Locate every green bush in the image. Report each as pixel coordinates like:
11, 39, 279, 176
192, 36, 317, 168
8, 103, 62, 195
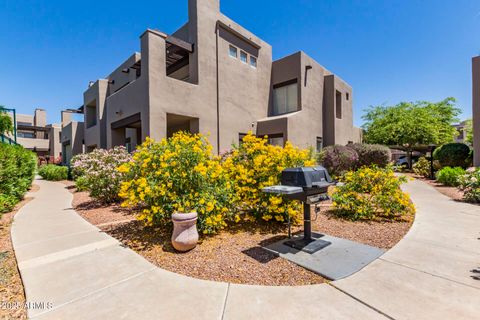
38, 164, 68, 181
330, 166, 415, 221
433, 143, 470, 168
319, 145, 358, 177
412, 157, 431, 178
349, 143, 391, 168
436, 167, 465, 187
0, 144, 36, 213
458, 168, 480, 203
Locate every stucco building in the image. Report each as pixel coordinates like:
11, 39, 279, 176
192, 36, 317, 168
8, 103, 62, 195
8, 108, 62, 162
59, 110, 84, 166
473, 56, 480, 167
82, 0, 361, 154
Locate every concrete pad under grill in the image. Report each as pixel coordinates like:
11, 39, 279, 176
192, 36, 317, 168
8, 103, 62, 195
264, 232, 385, 280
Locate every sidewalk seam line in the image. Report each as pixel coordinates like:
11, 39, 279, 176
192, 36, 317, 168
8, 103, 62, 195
328, 283, 395, 320
220, 283, 230, 320
31, 267, 157, 319
14, 229, 103, 248
378, 258, 480, 290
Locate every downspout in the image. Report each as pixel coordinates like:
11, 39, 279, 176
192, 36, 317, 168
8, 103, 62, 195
215, 23, 220, 154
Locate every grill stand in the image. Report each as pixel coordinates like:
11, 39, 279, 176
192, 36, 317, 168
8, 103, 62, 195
284, 203, 331, 254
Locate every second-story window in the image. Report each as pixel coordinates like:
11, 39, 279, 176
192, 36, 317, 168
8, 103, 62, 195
273, 79, 298, 116
250, 56, 257, 68
229, 45, 238, 58
240, 51, 248, 63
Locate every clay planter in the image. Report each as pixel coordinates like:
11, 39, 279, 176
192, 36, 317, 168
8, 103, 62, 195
171, 212, 199, 252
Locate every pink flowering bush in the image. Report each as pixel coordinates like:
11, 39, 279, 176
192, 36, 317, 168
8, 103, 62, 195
71, 147, 132, 203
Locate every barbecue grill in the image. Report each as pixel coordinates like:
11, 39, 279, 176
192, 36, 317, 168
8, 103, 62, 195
263, 166, 334, 254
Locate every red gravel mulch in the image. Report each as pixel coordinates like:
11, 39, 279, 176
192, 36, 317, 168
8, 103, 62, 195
63, 182, 413, 286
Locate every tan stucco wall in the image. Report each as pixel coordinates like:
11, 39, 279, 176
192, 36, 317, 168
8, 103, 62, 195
323, 74, 359, 146
84, 79, 109, 149
86, 0, 360, 154
61, 121, 84, 165
473, 56, 480, 167
48, 125, 61, 158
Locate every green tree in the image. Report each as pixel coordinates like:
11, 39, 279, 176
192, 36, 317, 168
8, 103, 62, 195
464, 119, 473, 145
362, 97, 460, 167
0, 106, 13, 135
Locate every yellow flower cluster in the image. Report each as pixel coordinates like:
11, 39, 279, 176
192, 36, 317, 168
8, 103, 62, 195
118, 132, 317, 234
331, 165, 415, 221
223, 132, 315, 224
118, 132, 233, 234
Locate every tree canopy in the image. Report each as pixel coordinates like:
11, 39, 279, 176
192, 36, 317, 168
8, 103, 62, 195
362, 97, 461, 148
0, 106, 14, 135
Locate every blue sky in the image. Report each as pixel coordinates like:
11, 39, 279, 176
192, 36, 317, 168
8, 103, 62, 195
0, 0, 479, 126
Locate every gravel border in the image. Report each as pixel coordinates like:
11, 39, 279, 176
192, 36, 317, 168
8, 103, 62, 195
64, 182, 412, 286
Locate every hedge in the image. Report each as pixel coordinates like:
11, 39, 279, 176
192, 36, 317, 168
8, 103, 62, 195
349, 143, 391, 168
433, 143, 470, 168
0, 144, 36, 213
38, 164, 68, 181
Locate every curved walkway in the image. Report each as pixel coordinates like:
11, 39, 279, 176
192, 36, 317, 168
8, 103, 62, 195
11, 178, 480, 319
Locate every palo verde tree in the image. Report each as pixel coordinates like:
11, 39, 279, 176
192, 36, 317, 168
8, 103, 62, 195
362, 97, 461, 167
0, 106, 13, 135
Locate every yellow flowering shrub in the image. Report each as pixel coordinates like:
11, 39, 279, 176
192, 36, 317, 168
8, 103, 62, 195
223, 133, 315, 224
118, 132, 233, 234
330, 166, 415, 220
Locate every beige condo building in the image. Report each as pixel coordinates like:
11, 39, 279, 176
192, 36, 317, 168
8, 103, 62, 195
80, 0, 362, 156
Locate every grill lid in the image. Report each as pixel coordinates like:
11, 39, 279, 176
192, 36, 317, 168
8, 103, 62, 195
281, 166, 333, 188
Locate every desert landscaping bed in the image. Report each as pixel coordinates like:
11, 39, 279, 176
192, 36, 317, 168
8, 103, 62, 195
0, 184, 39, 320
64, 182, 412, 286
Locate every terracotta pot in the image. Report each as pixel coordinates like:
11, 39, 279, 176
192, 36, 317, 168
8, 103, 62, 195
171, 212, 199, 252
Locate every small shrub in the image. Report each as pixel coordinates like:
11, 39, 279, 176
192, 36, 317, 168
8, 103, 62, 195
74, 176, 89, 191
433, 143, 470, 168
436, 167, 465, 187
223, 133, 316, 225
0, 144, 36, 213
458, 168, 480, 203
330, 166, 415, 220
0, 194, 18, 213
412, 157, 431, 178
119, 133, 234, 234
349, 143, 391, 168
38, 164, 68, 181
71, 146, 132, 203
319, 145, 358, 177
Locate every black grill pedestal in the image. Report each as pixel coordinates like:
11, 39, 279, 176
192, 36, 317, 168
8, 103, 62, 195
283, 203, 331, 254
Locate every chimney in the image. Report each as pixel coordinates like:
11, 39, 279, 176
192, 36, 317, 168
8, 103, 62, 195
61, 111, 72, 127
34, 108, 47, 127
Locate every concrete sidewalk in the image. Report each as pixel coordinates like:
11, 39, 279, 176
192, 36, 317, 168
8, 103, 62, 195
11, 178, 480, 319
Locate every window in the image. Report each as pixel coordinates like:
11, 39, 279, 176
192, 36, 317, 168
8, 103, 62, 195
18, 131, 35, 139
346, 92, 350, 100
273, 80, 298, 116
240, 51, 248, 63
336, 90, 342, 119
17, 121, 32, 126
229, 45, 238, 58
268, 136, 284, 146
250, 56, 257, 68
239, 133, 247, 145
316, 137, 323, 152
